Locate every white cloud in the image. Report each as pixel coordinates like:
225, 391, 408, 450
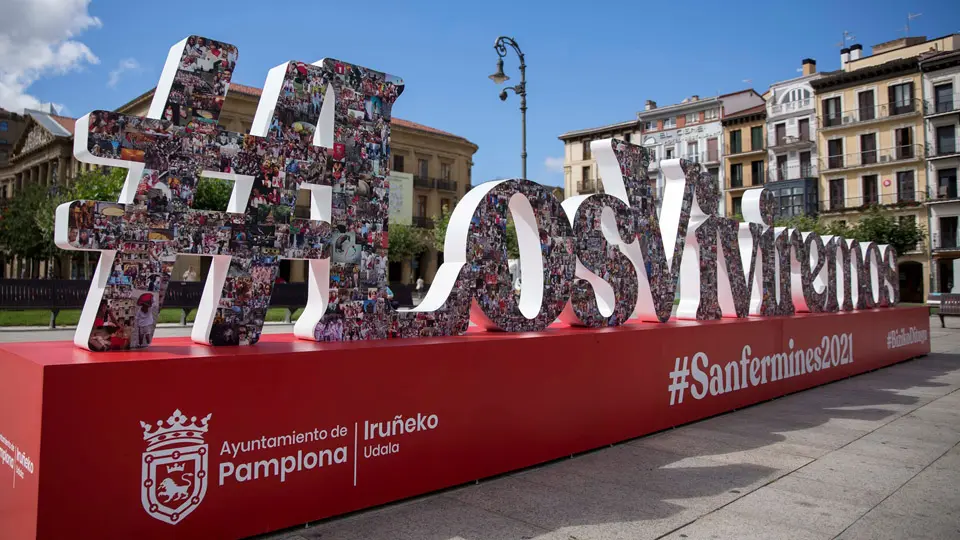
0, 0, 101, 112
544, 156, 565, 173
107, 58, 140, 88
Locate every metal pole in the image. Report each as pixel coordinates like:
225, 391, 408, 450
493, 36, 527, 180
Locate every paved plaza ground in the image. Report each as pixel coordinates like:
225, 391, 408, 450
4, 317, 957, 539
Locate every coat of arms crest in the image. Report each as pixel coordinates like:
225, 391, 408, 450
140, 409, 212, 525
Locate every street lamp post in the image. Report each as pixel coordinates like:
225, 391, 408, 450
489, 36, 527, 180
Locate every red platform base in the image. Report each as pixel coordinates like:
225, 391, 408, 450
0, 307, 931, 539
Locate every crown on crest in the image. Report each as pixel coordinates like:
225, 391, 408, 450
140, 410, 212, 451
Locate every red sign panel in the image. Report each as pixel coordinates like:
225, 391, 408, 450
0, 307, 930, 539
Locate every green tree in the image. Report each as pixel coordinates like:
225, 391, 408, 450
34, 167, 126, 245
433, 206, 520, 258
847, 206, 926, 256
0, 183, 52, 272
387, 223, 429, 263
193, 177, 234, 211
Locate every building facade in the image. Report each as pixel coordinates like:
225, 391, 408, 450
722, 105, 766, 216
811, 35, 960, 303
557, 120, 640, 200
921, 49, 960, 297
0, 108, 27, 170
0, 87, 477, 283
764, 59, 823, 218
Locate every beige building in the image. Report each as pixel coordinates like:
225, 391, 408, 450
811, 34, 960, 302
0, 85, 478, 283
0, 108, 27, 170
557, 120, 640, 199
721, 104, 767, 216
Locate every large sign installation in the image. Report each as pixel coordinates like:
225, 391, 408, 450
55, 36, 900, 352
1, 35, 930, 540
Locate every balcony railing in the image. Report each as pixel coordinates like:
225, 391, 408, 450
928, 183, 960, 202
933, 232, 960, 251
927, 141, 959, 159
769, 134, 813, 149
436, 179, 458, 192
820, 191, 926, 213
413, 175, 434, 189
924, 93, 960, 116
819, 98, 921, 129
769, 98, 813, 116
412, 216, 434, 229
723, 144, 764, 156
578, 180, 603, 194
679, 151, 721, 163
768, 164, 818, 182
821, 144, 922, 171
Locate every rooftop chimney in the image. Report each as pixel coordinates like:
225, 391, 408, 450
691, 95, 699, 101
849, 44, 863, 61
802, 58, 816, 76
645, 100, 657, 110
840, 47, 850, 70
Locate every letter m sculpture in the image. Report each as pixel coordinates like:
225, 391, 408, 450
55, 36, 403, 351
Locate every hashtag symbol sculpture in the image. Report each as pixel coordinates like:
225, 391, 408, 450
55, 36, 402, 351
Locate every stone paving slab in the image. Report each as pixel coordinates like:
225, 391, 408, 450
253, 317, 960, 540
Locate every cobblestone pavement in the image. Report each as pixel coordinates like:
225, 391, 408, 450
252, 317, 960, 540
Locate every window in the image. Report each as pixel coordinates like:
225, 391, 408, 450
860, 133, 877, 165
895, 128, 913, 159
706, 138, 718, 162
935, 83, 955, 113
799, 151, 812, 177
704, 108, 719, 121
940, 216, 958, 249
686, 112, 699, 124
888, 82, 915, 115
663, 117, 676, 129
687, 141, 698, 161
750, 160, 765, 185
822, 97, 841, 127
730, 163, 743, 187
897, 171, 915, 202
798, 118, 810, 141
393, 154, 404, 172
644, 146, 656, 161
582, 140, 592, 160
774, 123, 786, 146
829, 179, 845, 210
827, 138, 844, 169
937, 125, 956, 156
858, 90, 875, 121
775, 154, 787, 181
665, 147, 674, 159
732, 196, 743, 217
624, 133, 632, 143
441, 162, 451, 180
729, 130, 742, 153
938, 168, 958, 199
642, 121, 653, 131
416, 195, 427, 217
863, 175, 879, 206
440, 198, 451, 213
418, 158, 429, 178
0, 121, 7, 132
778, 187, 806, 217
582, 165, 591, 183
751, 126, 763, 151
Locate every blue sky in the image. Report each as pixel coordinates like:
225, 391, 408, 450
11, 0, 960, 187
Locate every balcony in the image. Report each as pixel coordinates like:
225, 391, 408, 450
928, 183, 960, 203
821, 144, 922, 172
768, 164, 818, 183
924, 94, 960, 117
819, 99, 922, 131
769, 134, 814, 151
577, 180, 603, 194
933, 232, 960, 251
680, 152, 721, 164
820, 191, 926, 213
412, 216, 434, 229
769, 98, 813, 117
413, 175, 434, 189
436, 179, 458, 192
926, 141, 959, 160
724, 144, 765, 157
